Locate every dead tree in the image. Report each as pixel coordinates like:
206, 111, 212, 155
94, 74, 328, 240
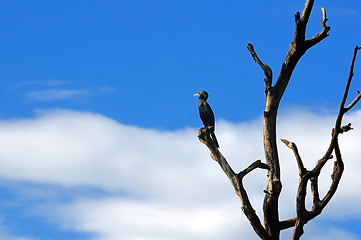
197, 0, 361, 239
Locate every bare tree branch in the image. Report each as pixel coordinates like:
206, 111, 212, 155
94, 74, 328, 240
280, 218, 297, 230
340, 46, 361, 110
343, 46, 361, 112
305, 7, 331, 49
292, 176, 310, 240
238, 160, 270, 178
198, 128, 235, 178
281, 139, 307, 176
317, 139, 344, 211
280, 47, 361, 237
238, 160, 272, 240
320, 46, 361, 165
310, 176, 320, 206
255, 3, 331, 239
345, 92, 361, 111
300, 0, 314, 24
280, 139, 311, 239
197, 128, 271, 240
247, 43, 273, 91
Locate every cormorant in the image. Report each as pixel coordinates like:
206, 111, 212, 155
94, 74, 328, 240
194, 90, 219, 148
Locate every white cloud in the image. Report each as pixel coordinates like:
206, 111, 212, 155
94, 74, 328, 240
52, 198, 253, 240
0, 222, 37, 240
0, 109, 361, 239
11, 80, 73, 88
0, 235, 35, 240
27, 89, 89, 101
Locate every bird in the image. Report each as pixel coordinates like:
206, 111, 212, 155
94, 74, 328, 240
194, 90, 219, 148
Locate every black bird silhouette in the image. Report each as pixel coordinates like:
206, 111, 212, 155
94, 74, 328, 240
194, 90, 219, 148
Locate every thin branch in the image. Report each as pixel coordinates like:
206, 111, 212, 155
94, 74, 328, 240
238, 160, 270, 179
345, 92, 361, 111
320, 7, 328, 29
343, 46, 361, 112
238, 160, 272, 240
247, 42, 273, 91
321, 46, 361, 162
340, 46, 361, 110
340, 123, 353, 133
305, 7, 331, 49
317, 139, 344, 210
281, 139, 307, 176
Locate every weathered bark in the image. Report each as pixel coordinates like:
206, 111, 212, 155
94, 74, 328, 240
196, 0, 360, 239
246, 1, 331, 238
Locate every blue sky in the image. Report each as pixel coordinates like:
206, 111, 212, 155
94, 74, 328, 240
0, 0, 361, 240
2, 0, 360, 128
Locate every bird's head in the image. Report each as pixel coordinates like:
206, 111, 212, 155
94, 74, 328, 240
193, 90, 208, 100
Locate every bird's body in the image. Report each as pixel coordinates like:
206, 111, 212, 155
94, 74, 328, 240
194, 91, 219, 148
198, 96, 215, 128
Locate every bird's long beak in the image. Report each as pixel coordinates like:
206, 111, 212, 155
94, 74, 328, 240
193, 93, 200, 96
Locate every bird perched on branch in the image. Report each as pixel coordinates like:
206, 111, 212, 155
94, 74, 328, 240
194, 90, 219, 148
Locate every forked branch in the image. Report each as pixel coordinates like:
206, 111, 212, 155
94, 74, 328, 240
305, 7, 331, 49
279, 46, 361, 239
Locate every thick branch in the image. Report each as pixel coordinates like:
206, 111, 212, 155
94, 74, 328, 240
300, 0, 314, 25
197, 128, 271, 240
280, 218, 297, 230
310, 176, 320, 206
246, 3, 331, 239
198, 128, 235, 179
247, 41, 281, 239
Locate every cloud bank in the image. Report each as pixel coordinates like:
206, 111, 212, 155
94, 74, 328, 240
0, 109, 360, 240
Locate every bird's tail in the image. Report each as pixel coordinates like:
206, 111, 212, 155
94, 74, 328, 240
210, 131, 220, 148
